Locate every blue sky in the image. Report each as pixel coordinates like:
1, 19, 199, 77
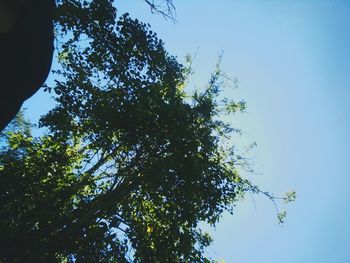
24, 1, 350, 262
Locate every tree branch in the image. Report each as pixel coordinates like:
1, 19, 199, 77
143, 0, 176, 22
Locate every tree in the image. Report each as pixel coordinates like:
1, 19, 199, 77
0, 1, 295, 262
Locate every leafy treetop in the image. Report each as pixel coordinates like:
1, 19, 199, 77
0, 1, 295, 262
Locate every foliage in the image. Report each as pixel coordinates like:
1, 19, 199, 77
0, 1, 294, 262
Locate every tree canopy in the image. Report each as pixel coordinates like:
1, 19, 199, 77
0, 1, 295, 262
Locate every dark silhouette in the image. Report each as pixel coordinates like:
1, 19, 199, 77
0, 0, 55, 131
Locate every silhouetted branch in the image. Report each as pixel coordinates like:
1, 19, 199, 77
143, 0, 176, 21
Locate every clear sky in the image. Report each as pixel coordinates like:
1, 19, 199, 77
24, 1, 350, 262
